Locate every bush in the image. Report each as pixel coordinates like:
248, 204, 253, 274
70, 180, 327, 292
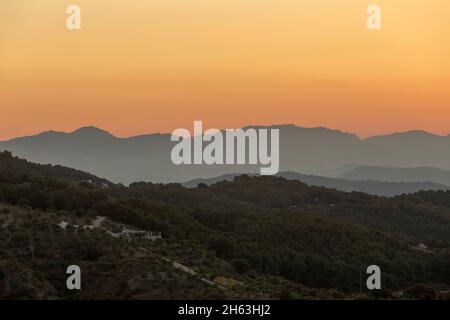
232, 259, 250, 274
208, 236, 234, 258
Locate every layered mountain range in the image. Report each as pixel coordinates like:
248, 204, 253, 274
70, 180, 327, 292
1, 125, 450, 194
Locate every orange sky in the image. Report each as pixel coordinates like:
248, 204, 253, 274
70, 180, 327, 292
1, 0, 450, 140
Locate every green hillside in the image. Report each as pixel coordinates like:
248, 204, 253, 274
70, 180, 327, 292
0, 151, 449, 299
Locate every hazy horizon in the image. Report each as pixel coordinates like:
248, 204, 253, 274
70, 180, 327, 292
2, 1, 450, 140
2, 123, 450, 142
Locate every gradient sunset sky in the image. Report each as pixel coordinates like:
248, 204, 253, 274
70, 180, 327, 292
1, 0, 449, 140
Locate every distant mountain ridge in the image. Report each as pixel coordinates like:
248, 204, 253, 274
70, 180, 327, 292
341, 166, 450, 187
1, 125, 450, 185
182, 172, 449, 197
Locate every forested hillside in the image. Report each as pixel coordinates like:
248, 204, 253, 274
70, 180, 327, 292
0, 152, 449, 299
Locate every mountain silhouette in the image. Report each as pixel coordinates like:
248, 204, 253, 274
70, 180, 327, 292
341, 166, 450, 187
1, 125, 450, 185
182, 171, 448, 197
